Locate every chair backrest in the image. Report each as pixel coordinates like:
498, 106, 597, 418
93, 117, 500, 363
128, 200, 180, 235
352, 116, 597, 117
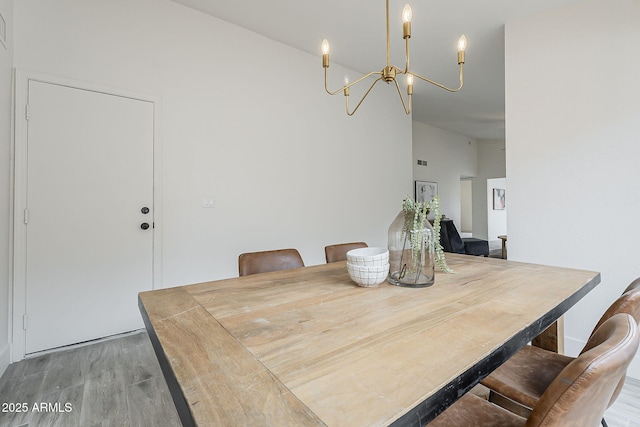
438, 219, 465, 254
324, 242, 368, 263
238, 248, 304, 276
526, 313, 639, 427
590, 277, 640, 337
584, 277, 640, 406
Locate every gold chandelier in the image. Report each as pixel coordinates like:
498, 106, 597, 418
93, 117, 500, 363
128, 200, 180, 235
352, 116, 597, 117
321, 0, 467, 116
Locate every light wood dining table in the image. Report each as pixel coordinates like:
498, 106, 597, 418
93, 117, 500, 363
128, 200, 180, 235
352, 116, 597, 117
138, 254, 600, 427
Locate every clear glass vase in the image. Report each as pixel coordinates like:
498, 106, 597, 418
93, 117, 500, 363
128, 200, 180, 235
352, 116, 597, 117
388, 210, 435, 287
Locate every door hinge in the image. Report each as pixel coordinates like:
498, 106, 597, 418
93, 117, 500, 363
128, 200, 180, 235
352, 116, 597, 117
23, 314, 28, 330
24, 208, 29, 224
25, 105, 30, 121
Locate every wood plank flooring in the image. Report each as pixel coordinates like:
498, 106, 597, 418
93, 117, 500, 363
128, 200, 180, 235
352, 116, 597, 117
606, 376, 640, 427
0, 331, 181, 427
0, 330, 638, 426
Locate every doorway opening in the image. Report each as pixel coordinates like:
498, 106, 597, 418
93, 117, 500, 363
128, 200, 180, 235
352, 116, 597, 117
460, 178, 473, 237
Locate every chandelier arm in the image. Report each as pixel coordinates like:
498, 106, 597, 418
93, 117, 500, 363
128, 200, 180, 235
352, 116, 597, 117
404, 38, 410, 73
325, 68, 383, 96
346, 77, 385, 116
410, 64, 464, 92
392, 79, 411, 115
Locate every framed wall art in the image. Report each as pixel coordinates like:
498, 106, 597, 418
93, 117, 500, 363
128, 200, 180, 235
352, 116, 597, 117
493, 188, 506, 210
415, 181, 438, 203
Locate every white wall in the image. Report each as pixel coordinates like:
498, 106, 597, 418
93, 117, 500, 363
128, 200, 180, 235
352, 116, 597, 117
0, 0, 13, 375
505, 0, 640, 378
11, 0, 411, 307
472, 139, 506, 241
412, 121, 477, 228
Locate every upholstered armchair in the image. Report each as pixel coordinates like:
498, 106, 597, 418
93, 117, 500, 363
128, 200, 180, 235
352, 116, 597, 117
439, 219, 489, 257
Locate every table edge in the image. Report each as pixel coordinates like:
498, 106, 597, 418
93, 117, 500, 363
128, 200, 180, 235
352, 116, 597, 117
391, 271, 601, 426
138, 295, 197, 427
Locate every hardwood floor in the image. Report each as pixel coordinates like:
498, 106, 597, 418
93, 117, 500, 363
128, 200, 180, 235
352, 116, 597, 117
606, 376, 640, 427
0, 331, 180, 427
0, 330, 638, 426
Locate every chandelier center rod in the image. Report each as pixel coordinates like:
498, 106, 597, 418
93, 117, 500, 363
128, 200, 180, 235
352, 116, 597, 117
386, 0, 391, 68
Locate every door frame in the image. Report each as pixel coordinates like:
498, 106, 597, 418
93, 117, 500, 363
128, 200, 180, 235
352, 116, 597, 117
10, 70, 163, 362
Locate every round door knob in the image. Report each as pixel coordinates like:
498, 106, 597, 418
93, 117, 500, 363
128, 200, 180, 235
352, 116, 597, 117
141, 222, 150, 230
141, 207, 150, 214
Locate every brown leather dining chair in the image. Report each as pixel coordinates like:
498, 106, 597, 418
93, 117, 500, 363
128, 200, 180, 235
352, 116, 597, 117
428, 313, 639, 427
480, 277, 640, 424
238, 248, 304, 276
324, 242, 368, 263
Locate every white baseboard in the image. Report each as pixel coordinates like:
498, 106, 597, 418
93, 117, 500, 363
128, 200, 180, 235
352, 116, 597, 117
0, 343, 10, 378
566, 336, 639, 380
626, 354, 640, 380
563, 336, 583, 357
488, 240, 502, 251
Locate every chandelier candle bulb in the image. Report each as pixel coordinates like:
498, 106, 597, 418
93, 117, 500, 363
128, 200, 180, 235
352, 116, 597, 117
457, 35, 467, 64
321, 39, 330, 67
457, 35, 467, 51
406, 74, 414, 95
402, 4, 412, 39
402, 4, 412, 22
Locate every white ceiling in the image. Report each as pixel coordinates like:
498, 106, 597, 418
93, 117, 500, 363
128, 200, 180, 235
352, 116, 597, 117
172, 0, 579, 140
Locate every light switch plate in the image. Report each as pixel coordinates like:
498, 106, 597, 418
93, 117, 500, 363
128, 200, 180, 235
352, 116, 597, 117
202, 196, 215, 208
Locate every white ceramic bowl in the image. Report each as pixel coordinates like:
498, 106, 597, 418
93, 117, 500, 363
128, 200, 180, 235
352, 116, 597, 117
346, 247, 389, 267
347, 262, 389, 287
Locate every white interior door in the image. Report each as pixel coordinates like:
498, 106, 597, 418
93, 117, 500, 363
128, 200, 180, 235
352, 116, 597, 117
24, 80, 154, 354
